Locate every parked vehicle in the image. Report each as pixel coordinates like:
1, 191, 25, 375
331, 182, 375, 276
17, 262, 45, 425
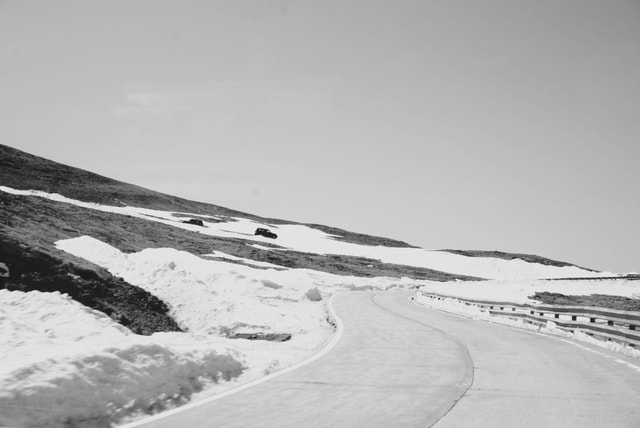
254, 227, 277, 239
182, 219, 205, 227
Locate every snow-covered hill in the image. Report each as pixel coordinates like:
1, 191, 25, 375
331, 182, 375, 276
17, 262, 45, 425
0, 185, 607, 280
0, 144, 630, 427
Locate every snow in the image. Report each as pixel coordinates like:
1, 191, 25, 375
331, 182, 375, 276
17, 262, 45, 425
0, 290, 246, 427
1, 235, 407, 427
53, 236, 382, 338
0, 185, 611, 280
415, 278, 640, 304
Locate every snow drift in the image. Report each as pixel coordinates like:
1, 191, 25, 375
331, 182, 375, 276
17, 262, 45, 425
0, 290, 244, 427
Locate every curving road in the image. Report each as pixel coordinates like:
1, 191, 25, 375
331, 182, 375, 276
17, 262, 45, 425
125, 291, 640, 427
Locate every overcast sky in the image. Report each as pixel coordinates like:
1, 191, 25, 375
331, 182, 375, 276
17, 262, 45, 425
1, 0, 639, 273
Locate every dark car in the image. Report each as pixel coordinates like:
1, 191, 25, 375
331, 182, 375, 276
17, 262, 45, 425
254, 227, 278, 239
182, 219, 205, 227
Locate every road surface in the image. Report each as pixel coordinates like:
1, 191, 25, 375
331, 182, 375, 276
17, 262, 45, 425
125, 291, 640, 427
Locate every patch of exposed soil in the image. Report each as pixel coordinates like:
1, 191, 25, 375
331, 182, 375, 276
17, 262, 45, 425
531, 291, 640, 312
303, 223, 417, 248
441, 249, 596, 271
228, 333, 292, 342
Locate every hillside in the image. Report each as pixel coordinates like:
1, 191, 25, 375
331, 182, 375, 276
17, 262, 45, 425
0, 144, 609, 334
0, 143, 619, 427
0, 144, 479, 334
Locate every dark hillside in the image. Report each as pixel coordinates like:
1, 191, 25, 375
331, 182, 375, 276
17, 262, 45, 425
0, 232, 181, 335
0, 144, 414, 248
441, 249, 596, 271
532, 291, 640, 311
0, 144, 246, 215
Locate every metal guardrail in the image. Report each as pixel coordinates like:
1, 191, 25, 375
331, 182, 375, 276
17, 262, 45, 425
416, 291, 640, 348
544, 274, 640, 281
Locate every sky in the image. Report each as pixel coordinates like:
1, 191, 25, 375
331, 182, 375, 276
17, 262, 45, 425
1, 0, 639, 273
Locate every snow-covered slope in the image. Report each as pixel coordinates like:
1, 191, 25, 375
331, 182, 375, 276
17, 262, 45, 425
1, 235, 410, 427
0, 186, 608, 280
0, 146, 626, 427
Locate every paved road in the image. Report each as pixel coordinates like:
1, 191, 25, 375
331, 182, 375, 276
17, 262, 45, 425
126, 291, 640, 427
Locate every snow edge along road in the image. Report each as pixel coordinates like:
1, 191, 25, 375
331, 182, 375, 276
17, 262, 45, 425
118, 293, 345, 428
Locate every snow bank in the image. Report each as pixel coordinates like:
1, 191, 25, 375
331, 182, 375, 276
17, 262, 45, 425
416, 278, 640, 304
54, 236, 361, 339
0, 186, 608, 279
0, 290, 245, 427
